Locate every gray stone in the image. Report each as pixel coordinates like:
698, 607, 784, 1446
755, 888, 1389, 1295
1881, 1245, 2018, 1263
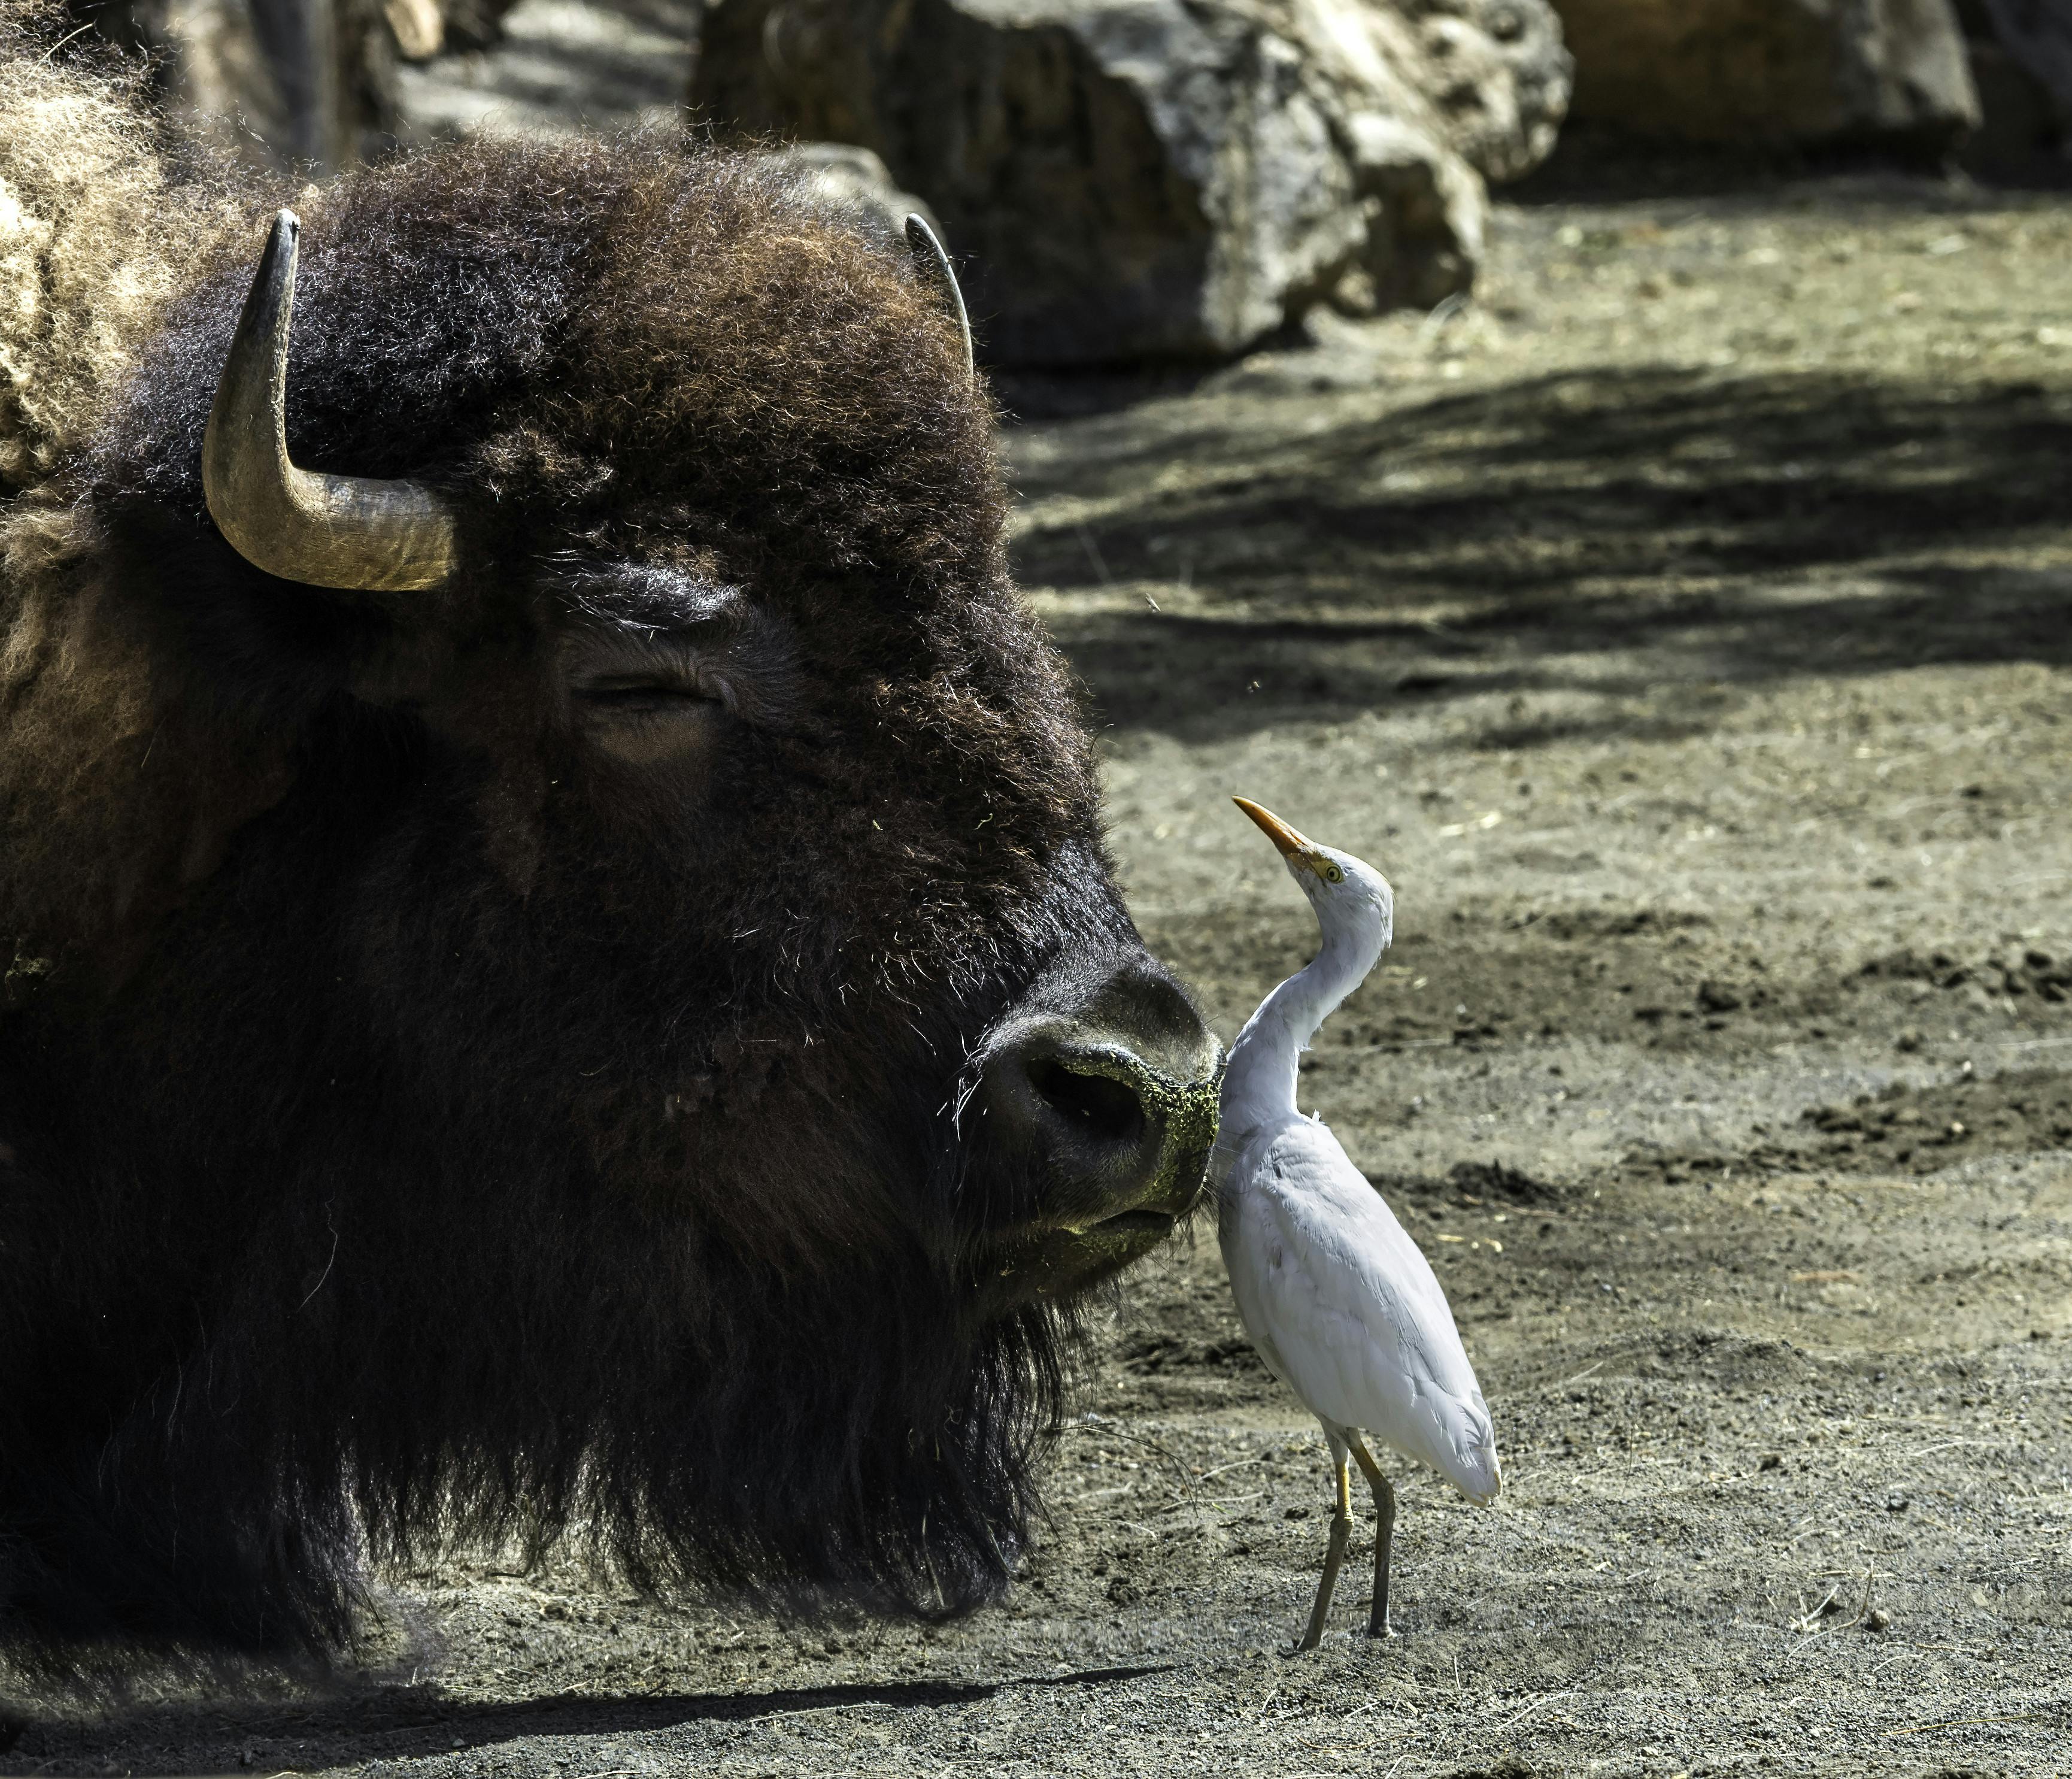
1974, 1, 2072, 138
393, 0, 702, 141
691, 0, 1570, 365
1552, 0, 1981, 155
1980, 0, 2072, 113
750, 143, 943, 251
70, 0, 406, 168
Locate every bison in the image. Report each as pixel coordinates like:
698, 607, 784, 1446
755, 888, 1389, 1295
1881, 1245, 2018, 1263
0, 11, 1218, 1668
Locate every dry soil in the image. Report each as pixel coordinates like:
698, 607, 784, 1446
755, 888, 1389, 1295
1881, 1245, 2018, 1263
5, 176, 2070, 1779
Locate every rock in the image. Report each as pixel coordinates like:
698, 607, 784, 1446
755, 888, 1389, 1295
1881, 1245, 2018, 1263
384, 0, 445, 59
1977, 0, 2072, 117
1393, 0, 1575, 180
1551, 0, 1980, 156
750, 143, 942, 251
395, 0, 702, 141
69, 0, 406, 168
383, 0, 524, 61
691, 0, 1572, 365
431, 0, 524, 54
1959, 0, 2072, 174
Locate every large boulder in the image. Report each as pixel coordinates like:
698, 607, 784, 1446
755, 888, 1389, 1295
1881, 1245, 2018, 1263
394, 0, 704, 141
1551, 0, 1981, 156
68, 0, 408, 168
691, 0, 1572, 365
1973, 0, 2072, 132
1957, 0, 2068, 174
751, 142, 944, 249
1979, 0, 2072, 117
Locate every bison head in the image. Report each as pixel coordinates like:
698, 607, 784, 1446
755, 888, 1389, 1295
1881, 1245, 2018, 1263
0, 138, 1216, 1663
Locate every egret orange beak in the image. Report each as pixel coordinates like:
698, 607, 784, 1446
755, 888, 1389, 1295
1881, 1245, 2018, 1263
1233, 798, 1333, 880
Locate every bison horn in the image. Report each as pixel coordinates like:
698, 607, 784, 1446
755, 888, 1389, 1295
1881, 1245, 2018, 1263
903, 214, 975, 381
203, 210, 457, 592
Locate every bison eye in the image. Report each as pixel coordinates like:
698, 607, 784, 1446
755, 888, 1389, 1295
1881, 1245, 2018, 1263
571, 671, 730, 766
576, 680, 726, 717
557, 581, 799, 754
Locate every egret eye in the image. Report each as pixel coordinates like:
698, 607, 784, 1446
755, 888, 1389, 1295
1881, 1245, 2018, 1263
1322, 862, 1344, 884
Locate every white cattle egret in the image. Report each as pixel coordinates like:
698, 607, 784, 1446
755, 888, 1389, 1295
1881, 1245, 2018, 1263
1216, 798, 1501, 1649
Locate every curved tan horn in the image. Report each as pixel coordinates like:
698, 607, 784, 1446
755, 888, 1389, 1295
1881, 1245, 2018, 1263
903, 213, 975, 381
203, 210, 457, 592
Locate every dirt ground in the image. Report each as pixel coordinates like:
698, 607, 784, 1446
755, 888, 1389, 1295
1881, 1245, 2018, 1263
6, 177, 2071, 1778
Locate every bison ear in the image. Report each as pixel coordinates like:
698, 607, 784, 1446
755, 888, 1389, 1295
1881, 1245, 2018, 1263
903, 214, 975, 382
202, 210, 459, 593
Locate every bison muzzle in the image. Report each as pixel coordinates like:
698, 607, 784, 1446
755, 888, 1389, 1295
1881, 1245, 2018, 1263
0, 78, 1216, 1671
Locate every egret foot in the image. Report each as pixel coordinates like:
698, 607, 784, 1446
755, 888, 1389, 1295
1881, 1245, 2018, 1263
1350, 1435, 1397, 1638
1297, 1450, 1355, 1650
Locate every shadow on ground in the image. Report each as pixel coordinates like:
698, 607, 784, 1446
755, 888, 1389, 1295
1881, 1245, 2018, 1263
5, 1665, 1169, 1774
1014, 368, 2072, 738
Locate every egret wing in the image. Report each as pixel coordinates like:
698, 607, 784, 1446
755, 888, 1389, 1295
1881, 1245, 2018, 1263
1222, 1117, 1500, 1501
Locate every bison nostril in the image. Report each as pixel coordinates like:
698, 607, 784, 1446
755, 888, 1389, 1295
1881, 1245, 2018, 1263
1027, 1059, 1146, 1148
973, 960, 1218, 1278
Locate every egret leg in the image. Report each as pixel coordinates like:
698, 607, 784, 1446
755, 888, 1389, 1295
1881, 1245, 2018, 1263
1297, 1441, 1354, 1651
1349, 1435, 1397, 1638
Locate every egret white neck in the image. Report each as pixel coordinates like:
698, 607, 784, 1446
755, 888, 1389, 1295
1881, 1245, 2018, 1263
1218, 873, 1390, 1157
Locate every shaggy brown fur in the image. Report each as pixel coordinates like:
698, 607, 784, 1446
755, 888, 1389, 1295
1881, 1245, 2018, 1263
0, 2, 242, 489
0, 13, 1212, 1675
6, 126, 1063, 981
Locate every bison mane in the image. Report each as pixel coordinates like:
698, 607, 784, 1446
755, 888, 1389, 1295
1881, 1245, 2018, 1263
0, 29, 1136, 1677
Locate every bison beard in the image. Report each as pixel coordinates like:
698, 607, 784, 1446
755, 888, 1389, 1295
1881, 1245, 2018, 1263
0, 92, 1217, 1670
0, 816, 1115, 1660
